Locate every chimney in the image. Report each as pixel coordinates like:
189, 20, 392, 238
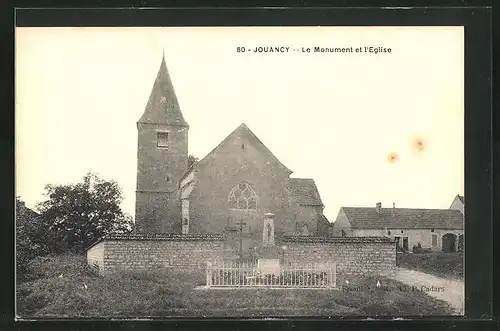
393, 202, 395, 208
376, 202, 382, 213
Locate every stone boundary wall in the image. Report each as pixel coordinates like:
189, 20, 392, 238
86, 234, 396, 278
86, 233, 231, 274
282, 236, 396, 277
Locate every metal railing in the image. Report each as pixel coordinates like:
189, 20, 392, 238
206, 260, 336, 288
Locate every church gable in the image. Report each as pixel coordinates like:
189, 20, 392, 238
179, 124, 297, 236
175, 122, 331, 239
194, 123, 292, 177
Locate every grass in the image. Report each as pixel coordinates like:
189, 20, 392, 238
397, 252, 464, 280
188, 275, 455, 317
16, 254, 456, 318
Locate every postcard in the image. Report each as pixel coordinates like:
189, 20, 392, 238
15, 26, 464, 318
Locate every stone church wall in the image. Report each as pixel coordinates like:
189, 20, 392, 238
282, 236, 396, 277
135, 122, 188, 234
135, 191, 181, 233
187, 129, 298, 245
86, 233, 232, 274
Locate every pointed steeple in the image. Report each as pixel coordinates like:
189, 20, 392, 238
138, 53, 189, 127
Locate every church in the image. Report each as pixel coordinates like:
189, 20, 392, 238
134, 54, 332, 258
86, 53, 395, 276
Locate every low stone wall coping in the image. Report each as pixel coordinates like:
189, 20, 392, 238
86, 233, 225, 251
283, 236, 395, 244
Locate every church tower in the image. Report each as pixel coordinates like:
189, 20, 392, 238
135, 53, 189, 233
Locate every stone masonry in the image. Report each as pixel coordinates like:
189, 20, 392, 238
282, 236, 396, 277
86, 233, 234, 274
87, 233, 396, 278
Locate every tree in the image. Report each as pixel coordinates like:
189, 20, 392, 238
188, 154, 199, 168
37, 172, 133, 254
16, 197, 52, 280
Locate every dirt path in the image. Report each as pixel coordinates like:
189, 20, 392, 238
389, 267, 464, 315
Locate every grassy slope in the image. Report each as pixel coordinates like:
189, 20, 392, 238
397, 253, 464, 280
17, 254, 455, 318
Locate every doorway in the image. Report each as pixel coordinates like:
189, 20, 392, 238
442, 233, 457, 253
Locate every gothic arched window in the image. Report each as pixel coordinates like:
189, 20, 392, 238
228, 182, 259, 210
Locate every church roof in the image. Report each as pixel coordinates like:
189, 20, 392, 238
286, 178, 324, 207
341, 206, 464, 230
138, 53, 189, 127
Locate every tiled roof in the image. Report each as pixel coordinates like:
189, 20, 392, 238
286, 178, 324, 206
283, 236, 394, 244
342, 207, 464, 230
138, 54, 189, 127
317, 213, 331, 225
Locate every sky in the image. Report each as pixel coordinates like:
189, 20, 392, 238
15, 27, 464, 222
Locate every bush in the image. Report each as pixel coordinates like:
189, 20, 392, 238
412, 242, 423, 254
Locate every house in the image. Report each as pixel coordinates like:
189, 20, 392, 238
449, 194, 465, 214
332, 197, 464, 253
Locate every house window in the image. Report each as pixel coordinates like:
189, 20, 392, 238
403, 237, 409, 251
157, 132, 169, 148
341, 229, 346, 237
431, 234, 438, 247
228, 182, 259, 210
